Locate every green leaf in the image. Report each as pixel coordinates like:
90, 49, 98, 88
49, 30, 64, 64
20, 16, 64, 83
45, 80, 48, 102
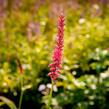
0, 96, 17, 109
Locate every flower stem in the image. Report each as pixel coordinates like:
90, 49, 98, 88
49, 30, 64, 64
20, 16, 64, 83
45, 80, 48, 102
48, 80, 54, 109
18, 75, 24, 109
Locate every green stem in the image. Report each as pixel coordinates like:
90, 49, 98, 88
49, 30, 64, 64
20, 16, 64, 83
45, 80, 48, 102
18, 75, 24, 109
48, 80, 54, 109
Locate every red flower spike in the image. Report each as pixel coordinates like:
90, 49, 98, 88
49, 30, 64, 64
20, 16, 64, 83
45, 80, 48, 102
48, 13, 65, 81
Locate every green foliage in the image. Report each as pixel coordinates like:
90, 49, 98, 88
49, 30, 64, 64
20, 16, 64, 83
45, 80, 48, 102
0, 96, 17, 109
0, 0, 109, 109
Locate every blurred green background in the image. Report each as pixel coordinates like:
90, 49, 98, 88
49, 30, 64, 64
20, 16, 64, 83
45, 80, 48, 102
0, 0, 109, 109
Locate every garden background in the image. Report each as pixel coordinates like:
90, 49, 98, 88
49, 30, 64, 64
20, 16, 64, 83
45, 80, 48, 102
0, 0, 109, 109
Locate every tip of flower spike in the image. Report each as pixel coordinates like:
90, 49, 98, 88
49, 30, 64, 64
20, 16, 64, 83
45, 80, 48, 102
59, 14, 64, 20
59, 11, 64, 16
58, 14, 65, 26
60, 12, 64, 16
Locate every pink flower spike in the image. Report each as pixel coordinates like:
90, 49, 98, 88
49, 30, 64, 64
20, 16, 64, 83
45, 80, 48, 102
48, 13, 65, 81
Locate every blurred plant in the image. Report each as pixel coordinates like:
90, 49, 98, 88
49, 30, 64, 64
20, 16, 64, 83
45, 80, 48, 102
17, 59, 24, 109
0, 0, 7, 30
0, 96, 17, 109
